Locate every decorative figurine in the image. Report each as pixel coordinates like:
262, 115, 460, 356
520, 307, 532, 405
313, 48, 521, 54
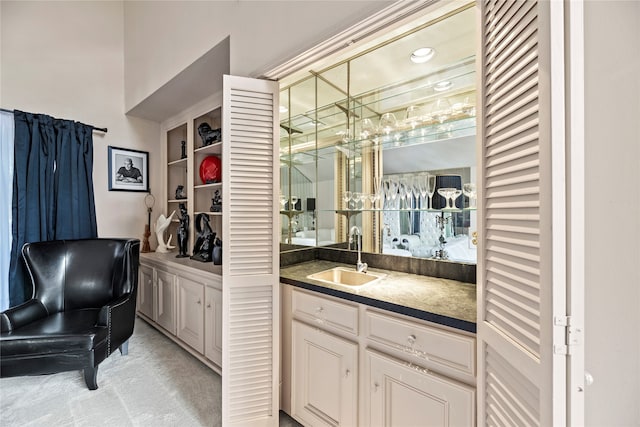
141, 193, 155, 253
197, 122, 222, 147
180, 140, 187, 159
212, 237, 222, 265
176, 203, 189, 258
155, 210, 176, 253
210, 189, 222, 212
190, 213, 215, 262
199, 155, 221, 184
175, 185, 186, 200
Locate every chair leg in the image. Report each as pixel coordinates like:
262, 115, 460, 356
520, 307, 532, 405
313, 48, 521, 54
119, 339, 129, 356
84, 366, 98, 390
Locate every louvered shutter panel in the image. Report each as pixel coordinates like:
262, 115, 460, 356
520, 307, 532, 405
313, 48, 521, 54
477, 1, 566, 426
222, 75, 280, 427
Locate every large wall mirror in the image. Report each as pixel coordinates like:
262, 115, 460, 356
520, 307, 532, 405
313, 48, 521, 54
280, 3, 477, 265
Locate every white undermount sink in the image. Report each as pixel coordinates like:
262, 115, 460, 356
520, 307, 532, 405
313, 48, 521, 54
307, 267, 385, 287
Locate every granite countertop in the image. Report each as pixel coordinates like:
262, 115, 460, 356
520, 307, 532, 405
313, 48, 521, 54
280, 260, 477, 333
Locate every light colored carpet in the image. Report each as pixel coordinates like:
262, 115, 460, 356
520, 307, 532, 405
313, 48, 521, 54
0, 318, 300, 427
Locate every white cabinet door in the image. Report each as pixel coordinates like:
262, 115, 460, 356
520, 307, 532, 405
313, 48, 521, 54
221, 75, 280, 426
366, 349, 475, 427
477, 1, 570, 425
292, 320, 358, 427
156, 268, 176, 335
205, 285, 222, 366
138, 264, 154, 319
177, 276, 205, 353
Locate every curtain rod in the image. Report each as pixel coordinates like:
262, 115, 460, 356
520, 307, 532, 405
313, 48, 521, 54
0, 108, 107, 133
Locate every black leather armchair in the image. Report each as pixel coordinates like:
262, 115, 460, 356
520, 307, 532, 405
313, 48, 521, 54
0, 238, 140, 390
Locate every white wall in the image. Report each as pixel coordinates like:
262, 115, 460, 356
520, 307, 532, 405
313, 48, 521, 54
1, 1, 161, 242
123, 0, 393, 111
584, 1, 640, 425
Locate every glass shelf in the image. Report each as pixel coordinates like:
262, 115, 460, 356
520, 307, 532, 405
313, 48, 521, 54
168, 157, 187, 167
194, 182, 222, 190
280, 210, 306, 218
168, 199, 188, 204
331, 208, 476, 214
194, 141, 222, 156
195, 211, 222, 216
280, 56, 475, 139
280, 114, 476, 165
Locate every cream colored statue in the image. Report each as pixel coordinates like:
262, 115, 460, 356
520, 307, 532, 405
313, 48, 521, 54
155, 210, 176, 253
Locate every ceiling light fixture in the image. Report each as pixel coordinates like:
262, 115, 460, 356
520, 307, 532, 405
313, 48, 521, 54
410, 47, 435, 64
434, 81, 453, 91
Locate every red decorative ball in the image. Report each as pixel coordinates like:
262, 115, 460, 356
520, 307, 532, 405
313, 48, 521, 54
199, 155, 221, 184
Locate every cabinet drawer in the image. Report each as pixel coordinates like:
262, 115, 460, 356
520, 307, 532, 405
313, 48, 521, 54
366, 309, 475, 377
292, 289, 358, 336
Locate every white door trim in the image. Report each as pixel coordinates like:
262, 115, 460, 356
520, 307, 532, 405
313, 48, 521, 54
567, 1, 586, 424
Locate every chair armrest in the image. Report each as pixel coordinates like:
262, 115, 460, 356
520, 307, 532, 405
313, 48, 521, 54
0, 300, 48, 333
97, 292, 137, 355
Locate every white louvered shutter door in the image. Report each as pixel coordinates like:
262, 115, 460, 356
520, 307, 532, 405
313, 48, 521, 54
477, 1, 569, 426
222, 75, 280, 427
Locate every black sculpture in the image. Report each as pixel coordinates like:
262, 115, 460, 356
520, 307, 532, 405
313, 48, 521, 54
176, 203, 189, 258
210, 189, 222, 212
180, 140, 187, 159
175, 185, 186, 200
212, 237, 222, 265
197, 122, 222, 147
190, 213, 215, 262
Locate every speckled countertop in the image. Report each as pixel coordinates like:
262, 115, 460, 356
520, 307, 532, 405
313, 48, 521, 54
280, 260, 477, 333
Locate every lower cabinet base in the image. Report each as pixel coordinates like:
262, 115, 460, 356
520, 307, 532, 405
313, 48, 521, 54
281, 284, 477, 427
291, 320, 358, 427
365, 348, 475, 427
136, 313, 222, 376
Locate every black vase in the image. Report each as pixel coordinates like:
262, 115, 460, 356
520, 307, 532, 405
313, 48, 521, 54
432, 174, 463, 209
212, 238, 222, 265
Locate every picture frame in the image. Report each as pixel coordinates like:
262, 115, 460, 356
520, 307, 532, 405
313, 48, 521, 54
108, 146, 149, 192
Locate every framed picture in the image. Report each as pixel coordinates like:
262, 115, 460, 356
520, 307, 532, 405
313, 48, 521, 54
108, 146, 149, 192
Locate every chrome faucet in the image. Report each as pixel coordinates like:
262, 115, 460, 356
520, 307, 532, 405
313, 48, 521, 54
349, 226, 368, 273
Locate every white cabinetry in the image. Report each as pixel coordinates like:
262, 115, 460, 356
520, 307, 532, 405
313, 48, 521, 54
363, 308, 475, 426
156, 268, 177, 334
137, 263, 176, 335
282, 284, 476, 427
138, 264, 154, 319
138, 253, 222, 373
204, 286, 222, 366
177, 275, 205, 353
366, 348, 474, 427
290, 287, 359, 426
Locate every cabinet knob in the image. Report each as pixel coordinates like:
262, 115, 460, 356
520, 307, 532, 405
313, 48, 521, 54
373, 382, 380, 392
407, 334, 417, 345
345, 369, 350, 378
316, 306, 323, 313
206, 303, 211, 308
197, 299, 202, 305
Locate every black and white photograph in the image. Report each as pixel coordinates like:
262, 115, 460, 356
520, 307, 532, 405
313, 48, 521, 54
108, 146, 149, 192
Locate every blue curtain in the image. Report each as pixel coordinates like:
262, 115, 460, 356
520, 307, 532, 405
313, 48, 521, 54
8, 111, 97, 306
0, 111, 14, 311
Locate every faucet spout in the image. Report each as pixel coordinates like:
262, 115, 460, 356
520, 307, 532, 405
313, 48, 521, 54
349, 226, 368, 273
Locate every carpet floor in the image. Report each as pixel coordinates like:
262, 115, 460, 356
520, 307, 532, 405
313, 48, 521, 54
0, 318, 300, 427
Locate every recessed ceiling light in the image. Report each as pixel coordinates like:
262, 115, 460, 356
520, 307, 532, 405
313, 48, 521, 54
434, 81, 453, 91
410, 47, 435, 64
279, 106, 288, 113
